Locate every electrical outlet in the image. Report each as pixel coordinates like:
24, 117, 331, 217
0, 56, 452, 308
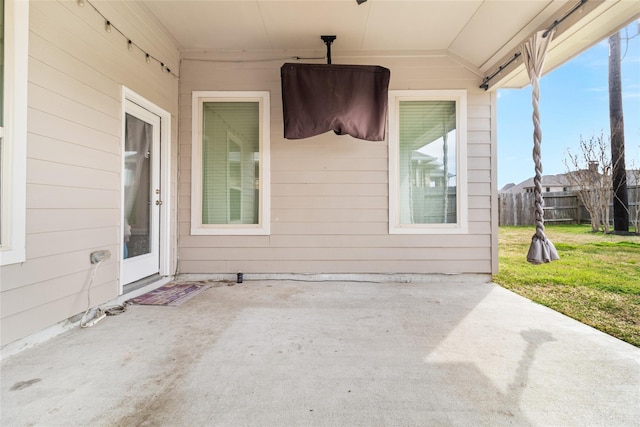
90, 250, 111, 264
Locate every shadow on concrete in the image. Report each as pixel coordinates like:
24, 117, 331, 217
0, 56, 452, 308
1, 280, 638, 426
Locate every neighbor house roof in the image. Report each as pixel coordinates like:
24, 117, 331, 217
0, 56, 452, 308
501, 170, 640, 194
500, 173, 574, 194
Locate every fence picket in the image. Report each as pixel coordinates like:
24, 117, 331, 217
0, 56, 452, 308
498, 187, 639, 227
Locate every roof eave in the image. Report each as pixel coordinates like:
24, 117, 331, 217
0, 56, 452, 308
480, 0, 640, 91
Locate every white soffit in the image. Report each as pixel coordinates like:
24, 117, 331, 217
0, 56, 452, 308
258, 2, 369, 50
136, 0, 639, 89
142, 1, 270, 51
451, 0, 568, 69
362, 1, 481, 51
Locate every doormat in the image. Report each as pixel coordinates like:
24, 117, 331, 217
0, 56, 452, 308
128, 282, 211, 307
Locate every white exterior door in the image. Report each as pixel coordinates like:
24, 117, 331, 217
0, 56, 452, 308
122, 99, 162, 285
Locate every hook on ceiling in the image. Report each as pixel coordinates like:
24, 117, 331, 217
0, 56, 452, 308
321, 35, 337, 64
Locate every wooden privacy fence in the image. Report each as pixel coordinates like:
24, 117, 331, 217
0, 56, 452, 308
498, 187, 640, 226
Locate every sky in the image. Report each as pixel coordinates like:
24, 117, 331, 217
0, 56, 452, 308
497, 21, 640, 189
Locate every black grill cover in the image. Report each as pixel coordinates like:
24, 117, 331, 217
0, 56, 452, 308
281, 63, 391, 141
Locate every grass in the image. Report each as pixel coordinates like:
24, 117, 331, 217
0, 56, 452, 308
493, 224, 640, 347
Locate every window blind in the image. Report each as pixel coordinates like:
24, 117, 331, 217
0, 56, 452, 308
201, 102, 260, 225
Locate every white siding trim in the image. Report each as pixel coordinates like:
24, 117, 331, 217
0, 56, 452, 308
490, 91, 499, 274
388, 90, 468, 235
0, 0, 28, 266
190, 91, 271, 236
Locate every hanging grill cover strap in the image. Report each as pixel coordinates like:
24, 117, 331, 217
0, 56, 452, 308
281, 63, 391, 141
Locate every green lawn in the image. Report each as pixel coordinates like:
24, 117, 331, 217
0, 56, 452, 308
493, 225, 640, 347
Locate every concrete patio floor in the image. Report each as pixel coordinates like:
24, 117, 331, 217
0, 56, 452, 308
1, 279, 639, 426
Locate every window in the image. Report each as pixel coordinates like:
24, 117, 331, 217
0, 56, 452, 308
388, 90, 467, 234
0, 0, 28, 266
191, 91, 270, 235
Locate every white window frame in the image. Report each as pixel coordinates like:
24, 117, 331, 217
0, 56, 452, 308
191, 91, 270, 235
0, 0, 28, 266
388, 90, 468, 235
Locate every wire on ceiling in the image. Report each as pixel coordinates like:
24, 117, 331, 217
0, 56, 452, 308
183, 56, 326, 64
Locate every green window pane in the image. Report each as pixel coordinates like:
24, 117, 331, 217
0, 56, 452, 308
201, 102, 260, 225
398, 100, 457, 224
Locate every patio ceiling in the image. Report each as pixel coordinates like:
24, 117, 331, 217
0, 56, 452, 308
132, 0, 639, 90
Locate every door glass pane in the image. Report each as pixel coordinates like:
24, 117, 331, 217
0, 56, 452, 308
399, 100, 457, 224
124, 113, 152, 258
201, 102, 259, 225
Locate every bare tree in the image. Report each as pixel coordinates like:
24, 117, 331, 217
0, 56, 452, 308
564, 133, 612, 232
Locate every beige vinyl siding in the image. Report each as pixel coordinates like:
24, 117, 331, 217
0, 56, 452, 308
0, 0, 179, 346
179, 54, 495, 276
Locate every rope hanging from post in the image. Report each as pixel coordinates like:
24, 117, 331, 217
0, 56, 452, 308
531, 65, 546, 241
521, 30, 560, 264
